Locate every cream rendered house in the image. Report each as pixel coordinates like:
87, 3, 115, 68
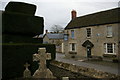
64, 8, 120, 58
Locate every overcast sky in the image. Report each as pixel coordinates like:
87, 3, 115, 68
0, 0, 119, 32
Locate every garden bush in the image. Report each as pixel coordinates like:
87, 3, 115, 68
5, 2, 36, 15
112, 58, 119, 63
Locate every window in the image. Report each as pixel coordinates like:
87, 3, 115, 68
71, 30, 74, 39
104, 43, 115, 54
107, 26, 112, 37
86, 28, 91, 38
64, 34, 68, 41
70, 43, 76, 51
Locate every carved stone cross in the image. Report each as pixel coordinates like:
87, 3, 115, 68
33, 48, 51, 70
33, 48, 53, 78
23, 62, 31, 78
24, 62, 30, 69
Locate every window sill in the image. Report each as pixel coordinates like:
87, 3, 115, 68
86, 37, 91, 39
69, 51, 77, 54
69, 38, 77, 41
103, 54, 117, 58
70, 38, 75, 40
104, 53, 116, 55
64, 40, 68, 41
106, 36, 112, 38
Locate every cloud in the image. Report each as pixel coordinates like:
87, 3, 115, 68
0, 0, 119, 32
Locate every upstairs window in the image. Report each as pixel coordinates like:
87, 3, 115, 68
86, 28, 91, 38
64, 34, 68, 41
107, 26, 112, 37
71, 30, 74, 39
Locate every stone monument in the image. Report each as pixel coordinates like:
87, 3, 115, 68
23, 63, 31, 78
33, 48, 54, 78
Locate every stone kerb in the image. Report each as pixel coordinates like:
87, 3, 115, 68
50, 60, 119, 79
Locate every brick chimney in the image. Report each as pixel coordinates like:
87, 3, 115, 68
71, 10, 77, 20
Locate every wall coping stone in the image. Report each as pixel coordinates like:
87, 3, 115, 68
50, 60, 120, 79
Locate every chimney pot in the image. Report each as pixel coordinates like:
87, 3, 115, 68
45, 30, 48, 34
71, 10, 77, 20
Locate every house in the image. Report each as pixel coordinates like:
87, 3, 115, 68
64, 8, 120, 58
43, 30, 64, 53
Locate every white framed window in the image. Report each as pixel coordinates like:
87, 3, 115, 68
107, 26, 112, 37
86, 28, 91, 38
104, 43, 115, 54
69, 43, 76, 51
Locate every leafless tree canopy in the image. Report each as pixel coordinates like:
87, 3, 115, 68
50, 25, 64, 33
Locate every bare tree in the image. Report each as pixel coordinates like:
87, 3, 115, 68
50, 25, 64, 33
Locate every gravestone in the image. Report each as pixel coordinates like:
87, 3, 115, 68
2, 1, 56, 79
33, 48, 54, 78
23, 63, 31, 78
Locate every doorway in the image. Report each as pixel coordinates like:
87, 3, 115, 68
82, 40, 94, 58
87, 47, 91, 58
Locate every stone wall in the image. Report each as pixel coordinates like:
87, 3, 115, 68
64, 23, 119, 58
50, 60, 120, 79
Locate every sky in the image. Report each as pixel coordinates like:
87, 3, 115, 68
0, 0, 119, 33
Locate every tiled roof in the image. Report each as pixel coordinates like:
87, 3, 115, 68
65, 8, 120, 29
46, 33, 64, 39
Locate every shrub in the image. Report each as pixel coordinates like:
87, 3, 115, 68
112, 58, 119, 63
5, 2, 36, 15
2, 34, 43, 43
2, 12, 44, 36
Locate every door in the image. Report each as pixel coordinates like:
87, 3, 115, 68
87, 47, 91, 58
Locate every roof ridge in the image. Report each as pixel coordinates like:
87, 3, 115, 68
65, 8, 119, 29
77, 7, 119, 19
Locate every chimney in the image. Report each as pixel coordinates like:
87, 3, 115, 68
45, 30, 48, 34
71, 10, 77, 20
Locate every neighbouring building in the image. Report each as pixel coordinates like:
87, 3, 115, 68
64, 8, 120, 58
43, 30, 64, 53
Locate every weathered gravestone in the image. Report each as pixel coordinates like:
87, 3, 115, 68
33, 48, 54, 78
23, 63, 31, 78
2, 1, 56, 79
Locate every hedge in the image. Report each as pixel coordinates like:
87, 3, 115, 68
2, 43, 56, 79
2, 12, 44, 36
5, 2, 36, 15
2, 34, 43, 43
